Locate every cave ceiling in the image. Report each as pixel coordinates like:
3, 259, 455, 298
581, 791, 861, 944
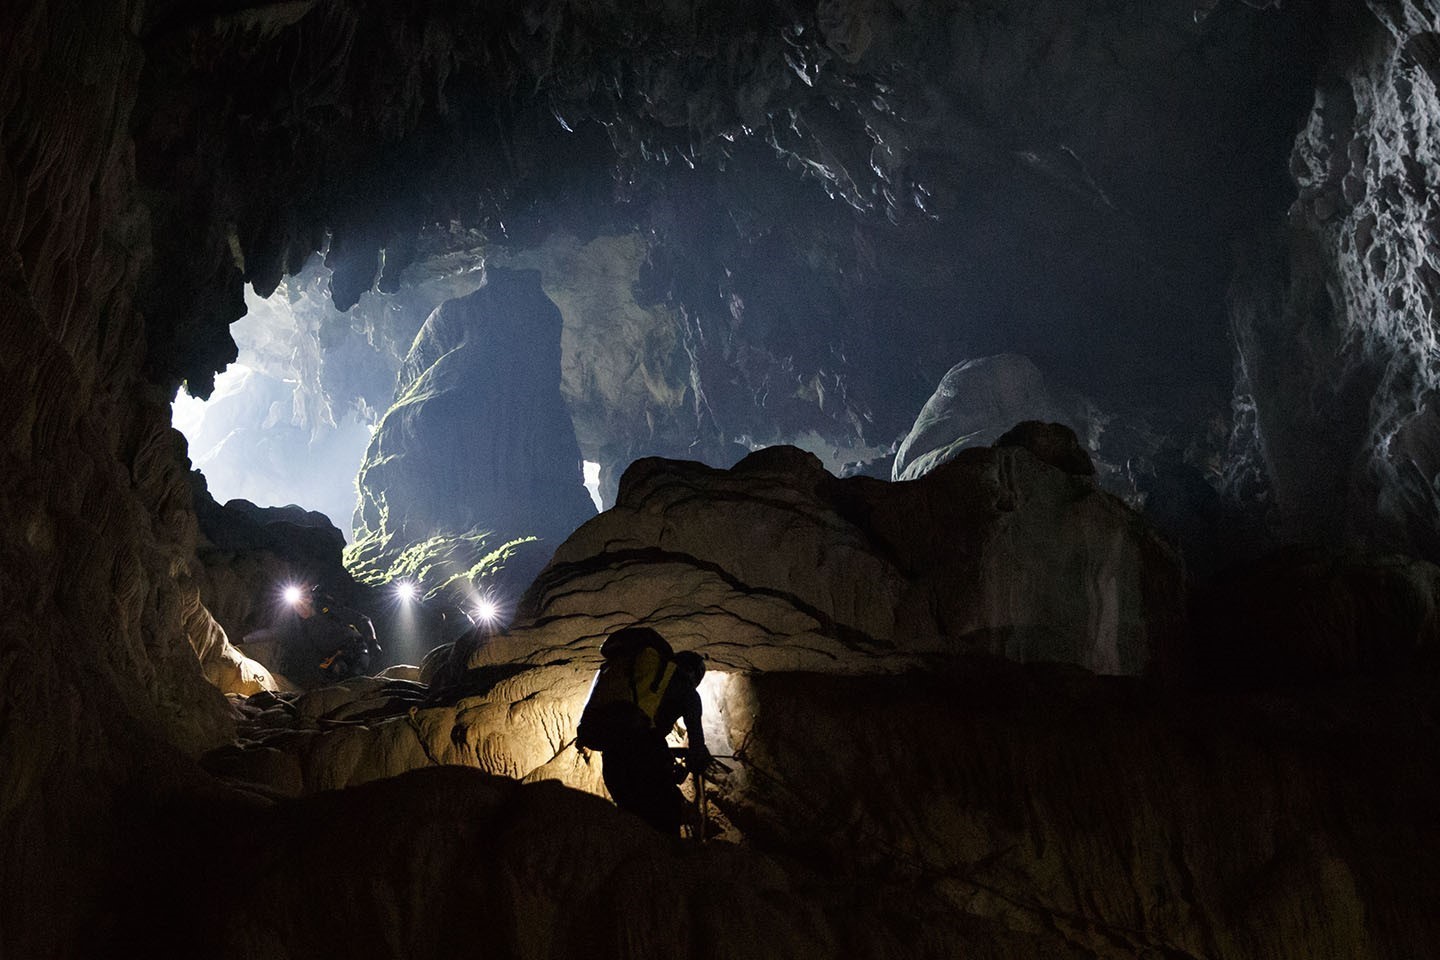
136, 0, 1321, 448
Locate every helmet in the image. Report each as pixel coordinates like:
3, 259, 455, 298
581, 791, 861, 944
672, 650, 705, 687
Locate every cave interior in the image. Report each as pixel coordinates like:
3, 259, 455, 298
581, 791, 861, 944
5, 0, 1440, 957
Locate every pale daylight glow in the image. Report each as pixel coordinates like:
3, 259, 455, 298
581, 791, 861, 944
582, 460, 602, 512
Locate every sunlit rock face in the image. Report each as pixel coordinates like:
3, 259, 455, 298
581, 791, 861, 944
347, 268, 596, 598
172, 238, 492, 531
1233, 1, 1440, 560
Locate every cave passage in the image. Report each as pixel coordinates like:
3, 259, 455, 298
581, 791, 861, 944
7, 1, 1440, 958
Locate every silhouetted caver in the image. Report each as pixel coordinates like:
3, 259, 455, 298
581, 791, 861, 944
278, 587, 378, 685
577, 627, 710, 834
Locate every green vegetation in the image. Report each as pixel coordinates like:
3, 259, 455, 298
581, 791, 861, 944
344, 524, 537, 605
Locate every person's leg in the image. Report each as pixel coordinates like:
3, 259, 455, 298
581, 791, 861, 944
602, 736, 684, 834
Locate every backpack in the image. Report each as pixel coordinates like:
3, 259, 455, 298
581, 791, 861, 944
576, 628, 677, 751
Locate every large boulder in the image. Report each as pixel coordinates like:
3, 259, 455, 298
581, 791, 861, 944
199, 660, 1440, 959
346, 268, 596, 599
526, 440, 1183, 676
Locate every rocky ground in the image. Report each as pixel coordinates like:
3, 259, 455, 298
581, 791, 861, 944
183, 436, 1440, 959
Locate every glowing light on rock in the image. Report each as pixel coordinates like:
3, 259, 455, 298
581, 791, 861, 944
282, 584, 304, 606
395, 580, 418, 603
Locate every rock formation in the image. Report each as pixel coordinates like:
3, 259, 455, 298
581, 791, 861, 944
893, 355, 1072, 481
9, 1, 1440, 958
198, 444, 1438, 959
346, 268, 596, 599
1233, 0, 1440, 559
207, 439, 1183, 794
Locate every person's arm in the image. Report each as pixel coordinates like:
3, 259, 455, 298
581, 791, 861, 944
679, 688, 709, 771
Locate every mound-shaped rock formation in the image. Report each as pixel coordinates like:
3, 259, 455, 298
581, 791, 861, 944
195, 433, 1440, 955
346, 268, 596, 599
529, 440, 1181, 676
893, 355, 1073, 481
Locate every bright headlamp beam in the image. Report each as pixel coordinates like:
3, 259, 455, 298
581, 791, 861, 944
282, 585, 304, 606
395, 581, 418, 603
474, 598, 500, 624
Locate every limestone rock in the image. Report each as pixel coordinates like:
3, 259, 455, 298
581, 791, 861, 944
893, 355, 1071, 482
1232, 1, 1440, 560
994, 420, 1096, 476
1193, 549, 1440, 686
718, 663, 1440, 960
346, 268, 595, 600
195, 659, 1440, 960
141, 766, 1117, 959
529, 442, 1184, 676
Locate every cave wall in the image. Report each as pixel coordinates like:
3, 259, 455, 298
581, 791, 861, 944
1233, 0, 1440, 558
2, 0, 1433, 955
0, 4, 238, 953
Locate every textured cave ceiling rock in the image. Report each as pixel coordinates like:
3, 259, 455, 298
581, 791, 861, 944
128, 0, 1315, 420
346, 268, 596, 601
1232, 0, 1440, 560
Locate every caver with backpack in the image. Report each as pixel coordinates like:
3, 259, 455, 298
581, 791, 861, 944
577, 626, 710, 834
